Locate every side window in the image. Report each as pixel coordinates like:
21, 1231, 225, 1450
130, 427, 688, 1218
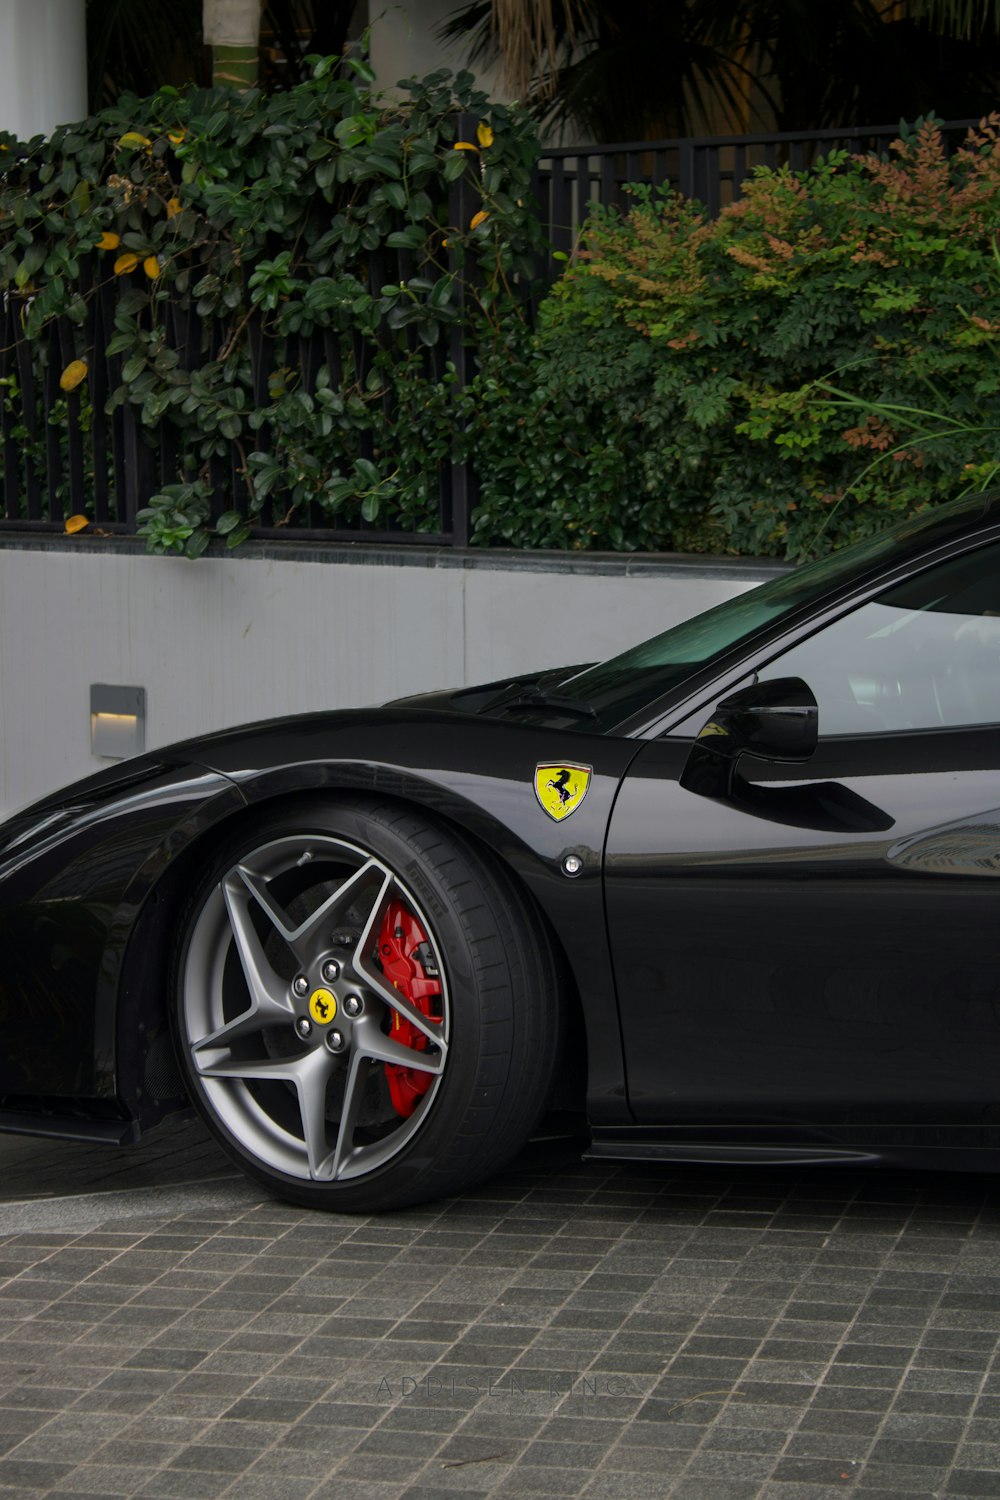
758, 541, 1000, 735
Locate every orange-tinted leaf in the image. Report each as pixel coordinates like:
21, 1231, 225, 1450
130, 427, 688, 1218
477, 122, 495, 148
470, 210, 490, 230
64, 514, 89, 534
114, 253, 139, 275
117, 132, 151, 149
166, 196, 182, 218
453, 141, 479, 152
59, 359, 88, 392
98, 231, 120, 251
143, 255, 161, 280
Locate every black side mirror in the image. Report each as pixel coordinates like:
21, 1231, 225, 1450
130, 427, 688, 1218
681, 677, 818, 798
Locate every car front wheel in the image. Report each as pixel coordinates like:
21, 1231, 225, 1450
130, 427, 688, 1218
171, 797, 564, 1211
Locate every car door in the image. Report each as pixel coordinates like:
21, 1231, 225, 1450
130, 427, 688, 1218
604, 538, 1000, 1131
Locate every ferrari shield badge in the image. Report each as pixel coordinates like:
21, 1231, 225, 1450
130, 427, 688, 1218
534, 763, 592, 822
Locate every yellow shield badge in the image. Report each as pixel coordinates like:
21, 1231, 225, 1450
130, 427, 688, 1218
534, 763, 592, 822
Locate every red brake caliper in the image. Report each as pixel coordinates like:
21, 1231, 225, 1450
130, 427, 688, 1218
377, 900, 443, 1118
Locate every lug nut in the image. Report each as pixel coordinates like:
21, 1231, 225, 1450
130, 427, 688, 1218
343, 994, 363, 1017
321, 960, 341, 983
325, 1029, 346, 1053
292, 975, 309, 997
295, 1017, 312, 1039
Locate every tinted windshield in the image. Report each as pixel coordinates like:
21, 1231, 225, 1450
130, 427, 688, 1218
556, 495, 994, 730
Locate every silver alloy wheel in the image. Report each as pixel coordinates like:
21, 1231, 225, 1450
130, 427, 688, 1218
179, 833, 450, 1183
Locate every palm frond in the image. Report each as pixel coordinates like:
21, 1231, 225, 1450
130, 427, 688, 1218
907, 0, 1000, 36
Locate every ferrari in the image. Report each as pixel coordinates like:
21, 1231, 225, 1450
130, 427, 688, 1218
4, 490, 1000, 1210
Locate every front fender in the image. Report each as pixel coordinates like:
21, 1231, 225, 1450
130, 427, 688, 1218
177, 709, 642, 1125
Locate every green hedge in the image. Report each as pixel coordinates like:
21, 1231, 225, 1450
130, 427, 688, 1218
470, 117, 1000, 558
4, 86, 1000, 560
0, 57, 542, 555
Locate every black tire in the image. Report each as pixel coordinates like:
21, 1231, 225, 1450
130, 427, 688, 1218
170, 796, 564, 1211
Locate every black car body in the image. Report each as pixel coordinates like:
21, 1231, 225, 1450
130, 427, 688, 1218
4, 491, 1000, 1208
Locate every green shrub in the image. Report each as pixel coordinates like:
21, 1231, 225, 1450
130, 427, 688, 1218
0, 56, 542, 555
6, 87, 1000, 561
471, 117, 1000, 558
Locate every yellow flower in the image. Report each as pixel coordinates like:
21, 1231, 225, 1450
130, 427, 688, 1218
117, 132, 151, 150
59, 359, 88, 392
470, 210, 490, 230
98, 231, 120, 251
143, 255, 161, 280
64, 514, 89, 534
453, 141, 479, 152
166, 196, 182, 218
477, 122, 494, 149
114, 252, 139, 275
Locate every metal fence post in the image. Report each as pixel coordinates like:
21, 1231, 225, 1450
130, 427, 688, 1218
677, 139, 696, 202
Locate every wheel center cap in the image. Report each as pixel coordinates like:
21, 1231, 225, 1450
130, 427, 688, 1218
308, 988, 337, 1026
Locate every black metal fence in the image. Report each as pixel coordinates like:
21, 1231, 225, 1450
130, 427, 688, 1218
2, 261, 150, 541
532, 117, 978, 260
0, 163, 482, 548
0, 117, 979, 548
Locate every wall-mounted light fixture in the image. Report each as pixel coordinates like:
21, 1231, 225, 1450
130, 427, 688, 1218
90, 684, 146, 760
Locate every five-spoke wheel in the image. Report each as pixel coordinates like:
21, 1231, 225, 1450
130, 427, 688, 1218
172, 799, 563, 1210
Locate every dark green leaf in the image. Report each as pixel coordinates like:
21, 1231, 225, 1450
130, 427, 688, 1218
386, 226, 425, 250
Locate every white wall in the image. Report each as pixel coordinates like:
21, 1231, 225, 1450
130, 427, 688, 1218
0, 542, 781, 816
367, 0, 507, 104
0, 0, 86, 140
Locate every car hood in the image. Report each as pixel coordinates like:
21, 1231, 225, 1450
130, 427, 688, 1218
388, 665, 592, 721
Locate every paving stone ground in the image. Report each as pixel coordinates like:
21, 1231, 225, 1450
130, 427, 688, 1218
0, 1118, 999, 1499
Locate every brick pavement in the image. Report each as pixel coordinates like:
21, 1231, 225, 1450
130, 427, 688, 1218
0, 1119, 999, 1499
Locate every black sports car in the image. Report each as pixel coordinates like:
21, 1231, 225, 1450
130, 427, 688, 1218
5, 491, 1000, 1210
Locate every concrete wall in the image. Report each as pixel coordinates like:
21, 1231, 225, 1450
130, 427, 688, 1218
366, 0, 507, 105
0, 539, 782, 816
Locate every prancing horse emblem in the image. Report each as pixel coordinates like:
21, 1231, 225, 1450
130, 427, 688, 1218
534, 764, 592, 822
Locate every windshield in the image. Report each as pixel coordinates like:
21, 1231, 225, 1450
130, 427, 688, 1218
555, 495, 995, 730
